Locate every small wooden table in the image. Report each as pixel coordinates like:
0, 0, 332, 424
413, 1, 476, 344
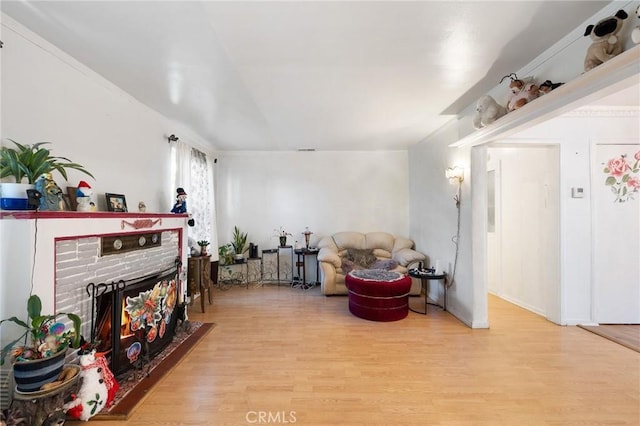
187, 255, 212, 312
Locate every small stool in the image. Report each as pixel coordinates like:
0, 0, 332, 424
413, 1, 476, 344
345, 270, 412, 321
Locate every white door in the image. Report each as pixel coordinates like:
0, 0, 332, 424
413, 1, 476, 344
593, 144, 640, 324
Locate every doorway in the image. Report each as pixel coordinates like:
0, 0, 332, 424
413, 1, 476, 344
486, 144, 560, 318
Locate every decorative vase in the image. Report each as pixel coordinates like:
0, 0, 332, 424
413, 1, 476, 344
279, 236, 287, 247
13, 348, 66, 392
200, 246, 208, 256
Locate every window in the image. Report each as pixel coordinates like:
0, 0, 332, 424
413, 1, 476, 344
170, 141, 216, 251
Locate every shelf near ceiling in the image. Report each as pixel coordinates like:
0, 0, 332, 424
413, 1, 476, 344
451, 44, 640, 148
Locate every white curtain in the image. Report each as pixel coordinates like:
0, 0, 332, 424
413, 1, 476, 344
170, 140, 218, 261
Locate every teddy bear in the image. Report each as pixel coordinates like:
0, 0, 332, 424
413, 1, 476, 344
472, 95, 507, 129
505, 77, 539, 111
632, 5, 640, 44
537, 80, 564, 96
583, 9, 628, 71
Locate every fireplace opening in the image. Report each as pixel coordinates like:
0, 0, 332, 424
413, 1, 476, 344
90, 267, 180, 377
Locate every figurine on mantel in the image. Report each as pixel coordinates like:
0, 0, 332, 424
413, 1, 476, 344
171, 187, 195, 226
76, 180, 96, 212
171, 187, 187, 213
35, 173, 65, 211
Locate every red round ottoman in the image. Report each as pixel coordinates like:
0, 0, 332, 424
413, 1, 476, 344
345, 269, 412, 321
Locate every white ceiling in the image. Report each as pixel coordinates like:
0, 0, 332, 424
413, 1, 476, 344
1, 1, 616, 151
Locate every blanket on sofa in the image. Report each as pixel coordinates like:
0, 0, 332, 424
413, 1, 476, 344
341, 248, 398, 274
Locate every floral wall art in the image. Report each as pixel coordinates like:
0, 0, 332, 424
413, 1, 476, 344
603, 151, 640, 203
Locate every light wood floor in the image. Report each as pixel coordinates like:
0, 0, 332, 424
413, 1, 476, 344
100, 285, 639, 426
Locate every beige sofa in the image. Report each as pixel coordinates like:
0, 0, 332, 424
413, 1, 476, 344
317, 231, 427, 296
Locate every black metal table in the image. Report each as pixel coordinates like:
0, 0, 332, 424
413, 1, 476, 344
408, 270, 448, 314
293, 248, 320, 289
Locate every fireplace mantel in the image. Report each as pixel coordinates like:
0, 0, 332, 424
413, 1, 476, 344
0, 211, 189, 334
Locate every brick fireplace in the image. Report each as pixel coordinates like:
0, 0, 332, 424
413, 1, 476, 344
0, 211, 189, 386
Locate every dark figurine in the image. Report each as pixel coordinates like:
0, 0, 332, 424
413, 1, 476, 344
171, 187, 188, 213
171, 187, 195, 226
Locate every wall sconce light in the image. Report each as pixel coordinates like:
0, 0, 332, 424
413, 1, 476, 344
445, 166, 464, 185
446, 166, 464, 209
168, 134, 179, 143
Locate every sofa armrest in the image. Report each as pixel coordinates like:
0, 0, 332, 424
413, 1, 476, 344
318, 248, 342, 268
392, 248, 426, 267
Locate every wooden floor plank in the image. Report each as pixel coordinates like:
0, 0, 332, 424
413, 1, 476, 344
578, 324, 640, 353
78, 285, 640, 426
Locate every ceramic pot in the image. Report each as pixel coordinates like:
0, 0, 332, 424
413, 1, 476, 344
279, 236, 287, 247
0, 182, 36, 210
13, 348, 66, 392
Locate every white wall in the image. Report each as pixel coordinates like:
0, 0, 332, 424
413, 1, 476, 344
510, 112, 640, 324
409, 1, 639, 327
215, 150, 411, 253
408, 125, 477, 326
0, 14, 213, 213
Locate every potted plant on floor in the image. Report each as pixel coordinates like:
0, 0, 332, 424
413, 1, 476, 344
231, 226, 248, 263
1, 294, 82, 392
0, 139, 94, 210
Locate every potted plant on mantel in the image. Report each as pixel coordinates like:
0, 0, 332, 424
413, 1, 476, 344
0, 139, 94, 210
0, 294, 82, 392
231, 226, 248, 263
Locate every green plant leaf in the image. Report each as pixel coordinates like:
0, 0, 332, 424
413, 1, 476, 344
604, 176, 617, 186
27, 295, 42, 320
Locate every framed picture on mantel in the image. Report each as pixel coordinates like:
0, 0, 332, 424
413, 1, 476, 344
105, 193, 128, 212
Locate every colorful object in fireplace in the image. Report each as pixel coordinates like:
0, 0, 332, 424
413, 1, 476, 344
63, 350, 119, 421
126, 342, 142, 363
124, 279, 177, 343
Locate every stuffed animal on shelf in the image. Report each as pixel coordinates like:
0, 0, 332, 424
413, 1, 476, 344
63, 350, 119, 421
537, 80, 564, 96
501, 74, 539, 111
632, 5, 640, 44
472, 95, 507, 129
583, 9, 628, 71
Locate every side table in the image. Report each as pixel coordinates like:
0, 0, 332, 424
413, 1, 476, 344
187, 255, 212, 312
262, 246, 293, 286
293, 248, 320, 289
408, 269, 448, 315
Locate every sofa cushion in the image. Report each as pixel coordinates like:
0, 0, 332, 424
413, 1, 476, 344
393, 247, 426, 266
372, 248, 392, 259
318, 248, 341, 268
332, 232, 366, 250
393, 237, 415, 251
364, 232, 395, 252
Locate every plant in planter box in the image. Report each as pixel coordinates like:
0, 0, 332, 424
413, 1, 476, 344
0, 294, 82, 392
0, 139, 94, 210
231, 226, 248, 262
